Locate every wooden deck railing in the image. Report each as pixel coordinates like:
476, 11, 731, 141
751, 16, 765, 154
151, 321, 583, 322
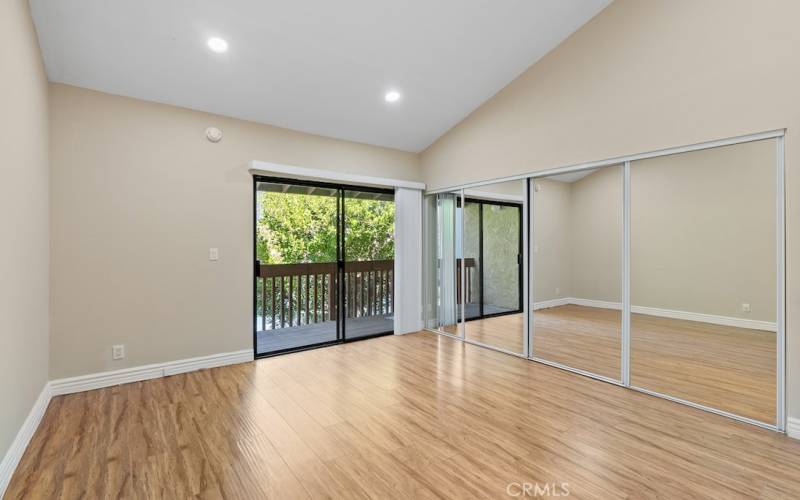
458, 257, 476, 304
256, 260, 394, 330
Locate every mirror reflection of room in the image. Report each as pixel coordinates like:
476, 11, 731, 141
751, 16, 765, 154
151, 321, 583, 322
531, 165, 623, 379
423, 191, 463, 337
462, 181, 525, 354
630, 139, 777, 424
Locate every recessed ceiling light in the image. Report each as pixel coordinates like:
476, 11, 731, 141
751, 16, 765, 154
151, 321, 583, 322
384, 90, 401, 103
207, 37, 228, 53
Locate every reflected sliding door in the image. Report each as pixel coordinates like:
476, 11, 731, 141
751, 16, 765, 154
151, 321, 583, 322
463, 181, 525, 354
422, 191, 462, 337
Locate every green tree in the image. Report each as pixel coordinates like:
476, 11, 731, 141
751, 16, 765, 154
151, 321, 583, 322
256, 191, 394, 264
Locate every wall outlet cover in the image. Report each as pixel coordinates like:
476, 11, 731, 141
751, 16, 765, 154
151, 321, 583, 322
112, 345, 125, 360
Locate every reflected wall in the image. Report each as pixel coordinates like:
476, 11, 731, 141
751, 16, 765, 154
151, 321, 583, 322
531, 165, 622, 380
630, 139, 777, 424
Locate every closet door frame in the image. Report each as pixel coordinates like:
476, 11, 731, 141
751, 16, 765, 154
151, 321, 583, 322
424, 129, 786, 432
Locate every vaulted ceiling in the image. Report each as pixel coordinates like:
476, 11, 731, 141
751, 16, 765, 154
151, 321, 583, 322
30, 0, 610, 152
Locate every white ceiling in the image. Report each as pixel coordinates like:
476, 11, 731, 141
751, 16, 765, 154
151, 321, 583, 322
548, 168, 598, 183
30, 0, 610, 152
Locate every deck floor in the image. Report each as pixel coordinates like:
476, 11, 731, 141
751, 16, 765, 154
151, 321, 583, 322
463, 302, 514, 319
257, 315, 393, 354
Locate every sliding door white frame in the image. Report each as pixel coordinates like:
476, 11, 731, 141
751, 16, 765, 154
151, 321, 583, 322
424, 129, 786, 433
458, 189, 466, 338
525, 179, 532, 358
777, 135, 786, 431
425, 130, 783, 195
527, 162, 624, 385
622, 161, 631, 386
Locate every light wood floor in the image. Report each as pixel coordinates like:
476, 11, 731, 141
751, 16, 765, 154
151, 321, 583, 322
7, 331, 797, 499
462, 305, 776, 423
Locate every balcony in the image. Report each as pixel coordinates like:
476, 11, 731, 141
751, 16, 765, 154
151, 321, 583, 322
256, 259, 394, 353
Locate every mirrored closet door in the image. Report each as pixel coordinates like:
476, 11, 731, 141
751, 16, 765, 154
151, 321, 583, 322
421, 131, 784, 432
530, 165, 623, 380
629, 139, 779, 425
423, 191, 463, 337
463, 181, 526, 354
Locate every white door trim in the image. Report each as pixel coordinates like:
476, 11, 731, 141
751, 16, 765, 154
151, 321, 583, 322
249, 160, 425, 190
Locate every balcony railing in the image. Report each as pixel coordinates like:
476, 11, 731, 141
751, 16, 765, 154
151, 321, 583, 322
458, 257, 476, 304
256, 259, 394, 331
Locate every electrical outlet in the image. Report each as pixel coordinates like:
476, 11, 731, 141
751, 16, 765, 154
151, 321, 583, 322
209, 247, 219, 261
112, 344, 125, 360
742, 303, 751, 313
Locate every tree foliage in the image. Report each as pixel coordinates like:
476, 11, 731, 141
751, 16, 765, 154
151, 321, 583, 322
257, 191, 394, 264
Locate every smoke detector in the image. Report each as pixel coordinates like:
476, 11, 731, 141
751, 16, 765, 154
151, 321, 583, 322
205, 127, 223, 143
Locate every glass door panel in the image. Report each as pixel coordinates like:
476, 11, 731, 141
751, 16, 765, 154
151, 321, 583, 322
255, 180, 339, 355
464, 180, 525, 354
462, 199, 481, 321
530, 165, 622, 379
630, 139, 777, 424
343, 189, 395, 340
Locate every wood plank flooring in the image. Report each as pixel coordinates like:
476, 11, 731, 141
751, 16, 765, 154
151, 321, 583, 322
6, 331, 796, 499
463, 305, 776, 423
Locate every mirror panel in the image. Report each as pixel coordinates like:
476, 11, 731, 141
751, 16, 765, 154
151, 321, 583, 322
531, 165, 623, 380
630, 139, 777, 424
463, 181, 525, 354
423, 191, 463, 336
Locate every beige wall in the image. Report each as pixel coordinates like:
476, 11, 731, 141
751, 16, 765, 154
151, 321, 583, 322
532, 166, 622, 305
538, 140, 776, 322
422, 0, 800, 417
532, 179, 572, 302
569, 166, 622, 303
0, 0, 50, 460
49, 84, 420, 378
631, 140, 776, 321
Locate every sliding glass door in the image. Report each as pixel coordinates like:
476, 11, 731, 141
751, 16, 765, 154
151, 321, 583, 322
343, 189, 396, 340
254, 178, 394, 356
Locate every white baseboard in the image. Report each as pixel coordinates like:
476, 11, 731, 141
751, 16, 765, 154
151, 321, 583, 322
787, 418, 800, 439
533, 298, 777, 332
568, 297, 622, 311
50, 349, 254, 396
532, 297, 571, 310
0, 383, 52, 498
631, 304, 776, 332
0, 348, 253, 496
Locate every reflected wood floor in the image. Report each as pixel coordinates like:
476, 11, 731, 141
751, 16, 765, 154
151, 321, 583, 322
463, 305, 776, 423
7, 332, 796, 499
